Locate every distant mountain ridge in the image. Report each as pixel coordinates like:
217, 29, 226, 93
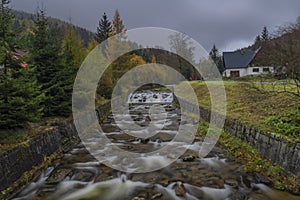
12, 10, 95, 47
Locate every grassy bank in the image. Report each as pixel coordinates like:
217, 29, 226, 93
0, 117, 68, 151
177, 80, 300, 141
0, 95, 109, 151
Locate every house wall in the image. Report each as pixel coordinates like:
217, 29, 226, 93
223, 66, 274, 77
247, 66, 274, 76
223, 68, 248, 77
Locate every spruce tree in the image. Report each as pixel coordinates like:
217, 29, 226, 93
209, 44, 218, 62
0, 0, 42, 128
261, 26, 270, 42
30, 9, 73, 117
57, 27, 87, 116
95, 12, 112, 44
0, 0, 15, 77
31, 9, 61, 90
253, 35, 262, 49
112, 10, 125, 37
209, 44, 224, 74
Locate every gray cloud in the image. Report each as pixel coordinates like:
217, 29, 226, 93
11, 0, 300, 52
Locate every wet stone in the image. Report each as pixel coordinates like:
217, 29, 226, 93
158, 179, 169, 186
228, 192, 248, 200
225, 179, 239, 188
254, 173, 273, 187
120, 145, 134, 150
150, 133, 174, 142
131, 197, 145, 200
140, 138, 150, 144
71, 170, 95, 182
151, 192, 163, 199
46, 168, 72, 184
173, 182, 186, 196
182, 155, 196, 162
94, 174, 115, 182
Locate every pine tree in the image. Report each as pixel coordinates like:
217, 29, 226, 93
261, 26, 270, 42
0, 67, 44, 128
253, 35, 262, 49
57, 27, 88, 116
95, 12, 112, 44
30, 9, 61, 90
0, 0, 42, 128
209, 44, 218, 62
30, 9, 73, 117
0, 0, 15, 77
209, 44, 224, 74
112, 10, 125, 37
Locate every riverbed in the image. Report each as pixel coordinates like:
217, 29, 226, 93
14, 91, 300, 200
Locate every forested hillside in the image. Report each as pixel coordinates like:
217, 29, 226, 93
12, 10, 94, 47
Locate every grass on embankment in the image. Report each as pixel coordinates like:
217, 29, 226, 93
177, 80, 300, 142
0, 95, 109, 151
198, 119, 299, 192
0, 117, 68, 151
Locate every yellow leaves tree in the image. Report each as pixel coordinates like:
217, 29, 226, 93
62, 27, 87, 68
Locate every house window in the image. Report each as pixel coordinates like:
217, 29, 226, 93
230, 71, 240, 77
263, 67, 270, 72
252, 68, 259, 72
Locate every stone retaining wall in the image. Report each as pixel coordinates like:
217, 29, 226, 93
178, 97, 300, 175
0, 121, 79, 193
0, 102, 112, 197
223, 117, 300, 175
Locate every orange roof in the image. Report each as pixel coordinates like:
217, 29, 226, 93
13, 49, 28, 68
20, 63, 28, 68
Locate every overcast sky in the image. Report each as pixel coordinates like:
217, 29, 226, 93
11, 0, 300, 52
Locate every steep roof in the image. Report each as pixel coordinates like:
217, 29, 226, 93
223, 48, 260, 69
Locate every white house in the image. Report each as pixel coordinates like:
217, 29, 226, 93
222, 48, 274, 78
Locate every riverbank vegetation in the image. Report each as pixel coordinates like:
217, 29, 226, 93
178, 80, 300, 141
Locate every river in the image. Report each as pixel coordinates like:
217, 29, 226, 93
14, 90, 300, 200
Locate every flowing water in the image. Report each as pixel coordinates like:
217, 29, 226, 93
14, 90, 300, 200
